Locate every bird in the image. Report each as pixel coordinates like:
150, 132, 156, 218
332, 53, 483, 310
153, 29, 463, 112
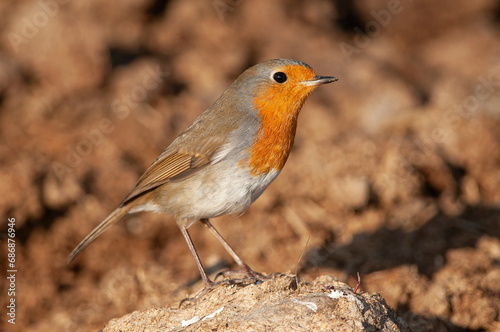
68, 58, 337, 299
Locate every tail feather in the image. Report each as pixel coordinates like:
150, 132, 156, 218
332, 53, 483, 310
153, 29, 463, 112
67, 205, 132, 263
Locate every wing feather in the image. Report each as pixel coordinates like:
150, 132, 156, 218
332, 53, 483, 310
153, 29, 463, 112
120, 102, 244, 206
121, 137, 229, 205
121, 152, 200, 205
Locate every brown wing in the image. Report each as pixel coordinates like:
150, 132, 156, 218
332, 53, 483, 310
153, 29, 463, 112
121, 138, 225, 205
120, 93, 247, 206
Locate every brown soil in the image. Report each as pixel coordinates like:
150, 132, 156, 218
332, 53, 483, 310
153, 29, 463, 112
1, 0, 500, 331
105, 275, 410, 332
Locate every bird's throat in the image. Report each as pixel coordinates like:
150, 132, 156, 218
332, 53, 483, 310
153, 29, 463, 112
247, 92, 305, 176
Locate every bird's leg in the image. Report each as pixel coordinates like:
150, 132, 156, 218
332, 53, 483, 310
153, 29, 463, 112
178, 219, 266, 306
200, 218, 276, 281
178, 220, 227, 305
178, 222, 214, 287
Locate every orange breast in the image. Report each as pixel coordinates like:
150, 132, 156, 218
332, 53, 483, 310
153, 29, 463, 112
247, 64, 317, 176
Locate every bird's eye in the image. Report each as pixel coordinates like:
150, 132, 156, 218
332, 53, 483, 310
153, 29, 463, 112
273, 72, 287, 83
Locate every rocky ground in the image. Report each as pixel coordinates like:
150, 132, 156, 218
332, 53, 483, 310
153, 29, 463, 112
104, 275, 411, 332
1, 0, 500, 331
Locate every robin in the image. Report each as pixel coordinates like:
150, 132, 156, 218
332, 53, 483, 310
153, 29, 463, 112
68, 58, 337, 299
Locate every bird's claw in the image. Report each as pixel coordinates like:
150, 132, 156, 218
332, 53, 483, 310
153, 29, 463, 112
179, 271, 279, 307
214, 264, 281, 281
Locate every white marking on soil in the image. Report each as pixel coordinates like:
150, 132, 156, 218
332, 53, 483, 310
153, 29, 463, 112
202, 306, 224, 321
181, 316, 200, 327
293, 299, 318, 312
181, 306, 224, 327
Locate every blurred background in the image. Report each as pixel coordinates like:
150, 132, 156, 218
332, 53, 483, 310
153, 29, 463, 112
1, 0, 500, 331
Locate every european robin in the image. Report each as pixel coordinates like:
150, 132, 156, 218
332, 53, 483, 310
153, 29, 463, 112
68, 58, 337, 298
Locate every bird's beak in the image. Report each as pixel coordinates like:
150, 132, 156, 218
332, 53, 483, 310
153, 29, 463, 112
302, 75, 338, 87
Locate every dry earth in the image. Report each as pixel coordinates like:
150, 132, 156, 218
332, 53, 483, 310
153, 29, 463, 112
105, 275, 410, 332
1, 0, 500, 331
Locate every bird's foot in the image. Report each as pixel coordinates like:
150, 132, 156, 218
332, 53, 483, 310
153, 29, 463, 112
179, 279, 227, 307
179, 276, 264, 307
214, 263, 282, 281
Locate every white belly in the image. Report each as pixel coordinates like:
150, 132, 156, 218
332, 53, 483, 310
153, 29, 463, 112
144, 163, 281, 221
189, 167, 280, 219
